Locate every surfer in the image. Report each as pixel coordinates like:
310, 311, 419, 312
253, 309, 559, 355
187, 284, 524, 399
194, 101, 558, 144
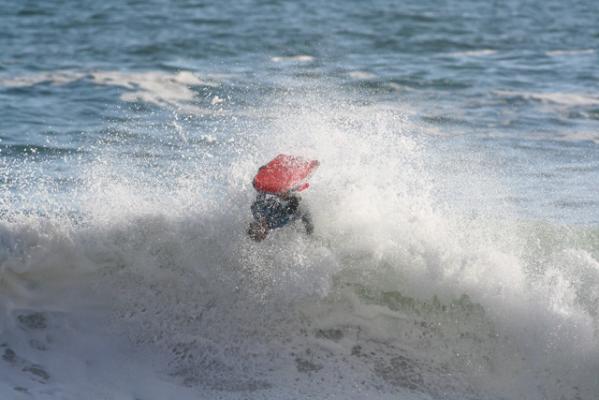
247, 154, 319, 242
248, 191, 314, 241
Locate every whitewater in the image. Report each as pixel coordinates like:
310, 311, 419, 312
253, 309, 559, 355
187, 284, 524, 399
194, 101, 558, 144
0, 85, 597, 399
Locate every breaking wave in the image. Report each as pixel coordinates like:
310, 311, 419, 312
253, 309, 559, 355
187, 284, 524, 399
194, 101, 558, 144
1, 91, 598, 400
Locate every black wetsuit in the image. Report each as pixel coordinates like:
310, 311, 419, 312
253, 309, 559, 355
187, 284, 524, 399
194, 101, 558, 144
251, 193, 313, 234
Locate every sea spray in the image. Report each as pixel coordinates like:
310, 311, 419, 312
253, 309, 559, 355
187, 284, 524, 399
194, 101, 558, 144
0, 89, 598, 399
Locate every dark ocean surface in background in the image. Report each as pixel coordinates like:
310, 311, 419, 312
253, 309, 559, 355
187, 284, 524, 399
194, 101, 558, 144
0, 1, 598, 399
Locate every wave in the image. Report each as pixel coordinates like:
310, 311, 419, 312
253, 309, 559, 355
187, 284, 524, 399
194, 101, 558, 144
1, 187, 598, 399
446, 49, 497, 57
271, 55, 315, 63
545, 49, 596, 57
347, 71, 378, 80
1, 93, 598, 399
494, 90, 599, 107
0, 70, 220, 113
554, 131, 599, 144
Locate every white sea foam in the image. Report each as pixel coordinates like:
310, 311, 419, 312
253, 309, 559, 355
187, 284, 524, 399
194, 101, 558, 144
546, 49, 596, 57
348, 70, 377, 80
0, 70, 219, 112
1, 91, 598, 399
199, 134, 217, 144
448, 49, 497, 57
90, 70, 216, 108
210, 95, 224, 105
0, 71, 85, 87
495, 90, 599, 107
556, 131, 599, 144
271, 55, 315, 63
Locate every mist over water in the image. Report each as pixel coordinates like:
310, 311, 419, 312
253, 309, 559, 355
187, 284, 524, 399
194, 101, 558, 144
1, 0, 599, 399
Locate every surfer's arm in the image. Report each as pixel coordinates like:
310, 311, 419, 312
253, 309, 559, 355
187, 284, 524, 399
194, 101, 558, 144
301, 212, 314, 235
286, 196, 300, 214
250, 193, 267, 219
286, 195, 312, 234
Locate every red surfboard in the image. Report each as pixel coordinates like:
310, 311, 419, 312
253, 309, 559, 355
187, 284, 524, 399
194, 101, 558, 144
253, 154, 319, 194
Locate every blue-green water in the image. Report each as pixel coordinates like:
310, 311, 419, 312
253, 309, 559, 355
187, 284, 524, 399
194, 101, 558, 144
0, 1, 598, 399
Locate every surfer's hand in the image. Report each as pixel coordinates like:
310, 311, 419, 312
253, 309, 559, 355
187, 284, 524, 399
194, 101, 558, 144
302, 214, 314, 235
287, 196, 300, 213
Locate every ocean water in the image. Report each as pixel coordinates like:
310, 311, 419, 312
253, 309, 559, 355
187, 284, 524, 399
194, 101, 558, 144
1, 0, 598, 399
